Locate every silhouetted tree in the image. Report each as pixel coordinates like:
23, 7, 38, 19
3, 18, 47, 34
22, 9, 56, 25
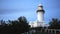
18, 16, 30, 32
48, 18, 60, 29
0, 16, 30, 34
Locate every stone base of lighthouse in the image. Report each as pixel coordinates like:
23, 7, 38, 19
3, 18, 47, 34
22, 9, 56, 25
37, 21, 46, 27
29, 21, 46, 28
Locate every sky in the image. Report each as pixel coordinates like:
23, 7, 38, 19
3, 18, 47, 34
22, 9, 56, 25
0, 0, 60, 24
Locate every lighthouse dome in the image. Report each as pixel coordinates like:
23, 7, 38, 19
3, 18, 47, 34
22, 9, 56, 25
38, 4, 43, 7
37, 4, 45, 13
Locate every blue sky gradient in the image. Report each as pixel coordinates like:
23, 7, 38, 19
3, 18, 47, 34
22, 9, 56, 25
0, 0, 60, 24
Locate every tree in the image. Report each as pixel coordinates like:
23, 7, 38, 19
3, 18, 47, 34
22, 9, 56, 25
48, 18, 60, 29
18, 16, 27, 23
18, 16, 30, 32
0, 16, 30, 34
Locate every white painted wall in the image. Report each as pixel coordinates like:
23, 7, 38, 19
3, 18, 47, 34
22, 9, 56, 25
37, 12, 44, 22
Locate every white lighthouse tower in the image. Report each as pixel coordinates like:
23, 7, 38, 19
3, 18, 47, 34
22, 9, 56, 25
36, 4, 45, 27
29, 4, 46, 28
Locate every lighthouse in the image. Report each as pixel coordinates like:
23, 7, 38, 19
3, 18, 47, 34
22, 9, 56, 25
36, 4, 45, 27
29, 4, 46, 28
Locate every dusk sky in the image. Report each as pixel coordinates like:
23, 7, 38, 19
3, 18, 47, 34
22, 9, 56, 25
0, 0, 60, 24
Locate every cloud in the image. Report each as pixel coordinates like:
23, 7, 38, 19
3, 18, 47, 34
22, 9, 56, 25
0, 9, 18, 14
0, 8, 32, 14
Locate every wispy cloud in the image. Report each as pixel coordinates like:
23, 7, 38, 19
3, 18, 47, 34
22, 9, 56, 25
0, 8, 34, 14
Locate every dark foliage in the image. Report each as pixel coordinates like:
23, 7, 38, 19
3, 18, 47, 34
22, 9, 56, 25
48, 18, 60, 29
0, 16, 30, 34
